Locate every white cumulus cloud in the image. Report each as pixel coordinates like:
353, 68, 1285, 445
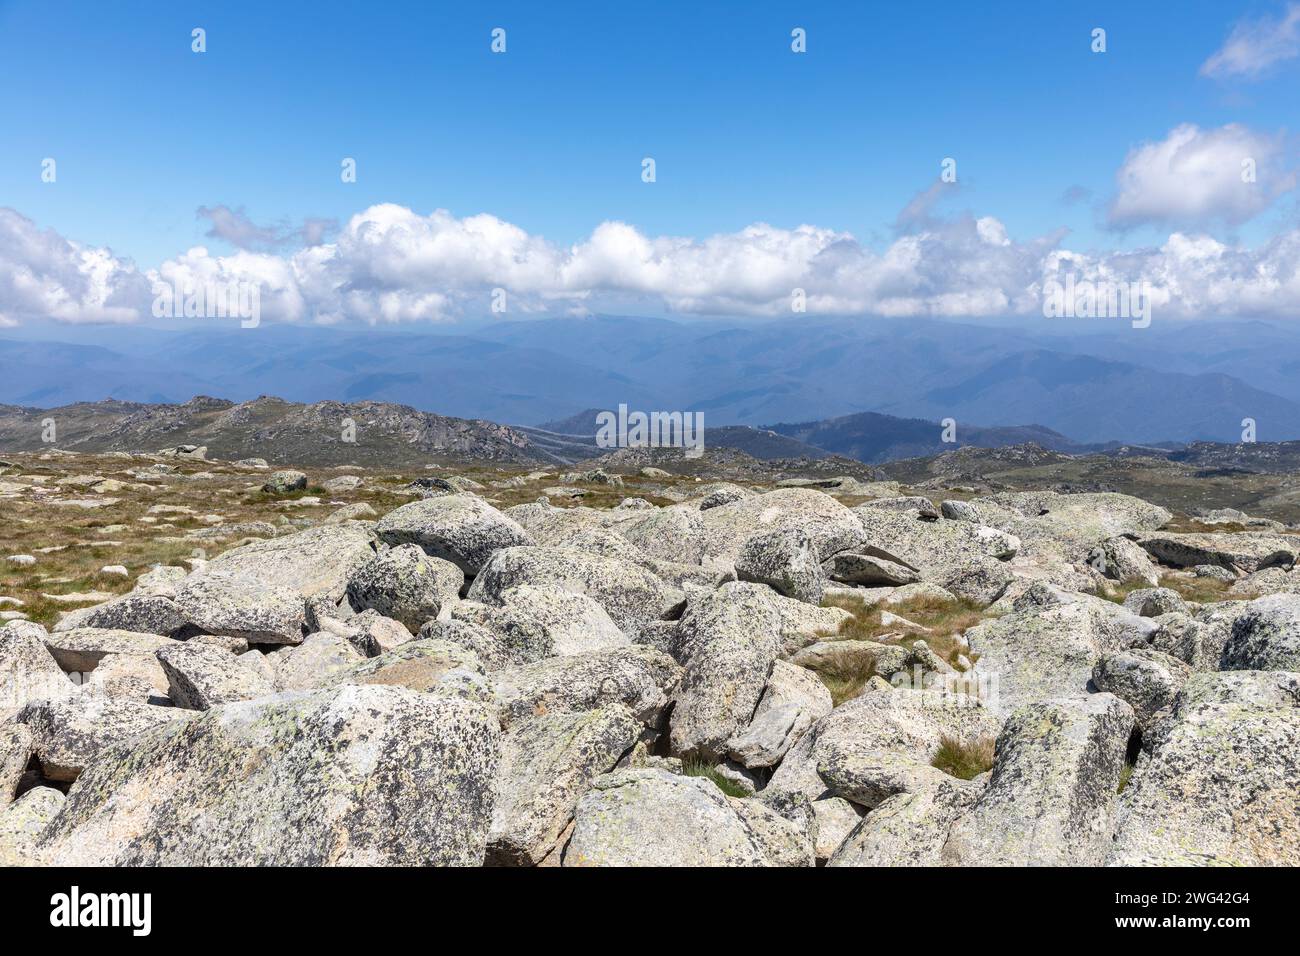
4, 198, 1300, 327
1107, 124, 1296, 229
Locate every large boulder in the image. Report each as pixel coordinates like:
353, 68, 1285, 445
1138, 531, 1299, 573
1, 723, 32, 805
829, 776, 984, 867
173, 524, 378, 643
17, 696, 188, 782
668, 583, 785, 760
1110, 671, 1300, 865
329, 637, 484, 693
39, 627, 172, 673
698, 488, 868, 564
39, 684, 502, 866
0, 786, 64, 866
487, 705, 641, 866
765, 687, 1001, 809
1221, 594, 1300, 671
52, 593, 186, 637
1086, 536, 1160, 587
375, 495, 534, 574
456, 585, 628, 664
1092, 648, 1191, 733
1, 623, 76, 714
490, 646, 681, 731
346, 544, 463, 632
563, 768, 811, 867
966, 599, 1152, 711
853, 506, 1016, 603
272, 632, 366, 691
467, 547, 683, 636
942, 694, 1134, 866
616, 506, 707, 566
157, 640, 275, 709
823, 552, 920, 586
261, 470, 307, 493
735, 527, 827, 605
727, 660, 833, 769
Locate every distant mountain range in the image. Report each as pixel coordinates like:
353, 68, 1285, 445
6, 394, 1300, 479
6, 314, 1300, 445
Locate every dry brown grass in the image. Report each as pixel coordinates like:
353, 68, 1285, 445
931, 734, 996, 780
821, 591, 984, 668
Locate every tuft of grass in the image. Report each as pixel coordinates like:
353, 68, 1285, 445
814, 657, 878, 707
681, 758, 751, 798
1117, 763, 1134, 794
820, 592, 983, 669
931, 734, 996, 780
1101, 572, 1251, 606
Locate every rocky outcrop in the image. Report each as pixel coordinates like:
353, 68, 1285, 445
39, 684, 501, 865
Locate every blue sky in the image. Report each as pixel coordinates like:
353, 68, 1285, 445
0, 0, 1297, 327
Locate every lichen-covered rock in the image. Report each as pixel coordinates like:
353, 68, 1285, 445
563, 768, 805, 867
17, 695, 188, 782
810, 796, 864, 862
822, 552, 920, 586
1087, 536, 1160, 587
419, 618, 511, 669
317, 609, 412, 658
699, 487, 869, 564
1, 623, 76, 714
39, 684, 501, 866
173, 524, 378, 643
1143, 611, 1234, 671
1, 723, 33, 805
53, 593, 186, 637
1092, 649, 1191, 732
261, 469, 307, 493
727, 659, 832, 768
491, 646, 681, 731
1110, 671, 1300, 865
467, 546, 683, 636
345, 544, 462, 632
966, 600, 1152, 711
1221, 594, 1300, 671
854, 506, 1017, 601
942, 694, 1134, 866
80, 652, 170, 703
272, 631, 365, 691
375, 494, 534, 574
0, 786, 64, 866
1138, 531, 1299, 573
458, 585, 629, 664
830, 775, 984, 867
668, 582, 785, 760
728, 796, 816, 867
330, 637, 484, 692
40, 627, 173, 673
617, 505, 707, 565
157, 640, 275, 709
488, 705, 641, 866
765, 688, 1001, 808
1122, 587, 1188, 618
735, 527, 827, 605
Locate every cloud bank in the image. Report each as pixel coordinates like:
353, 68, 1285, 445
2, 123, 1298, 328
